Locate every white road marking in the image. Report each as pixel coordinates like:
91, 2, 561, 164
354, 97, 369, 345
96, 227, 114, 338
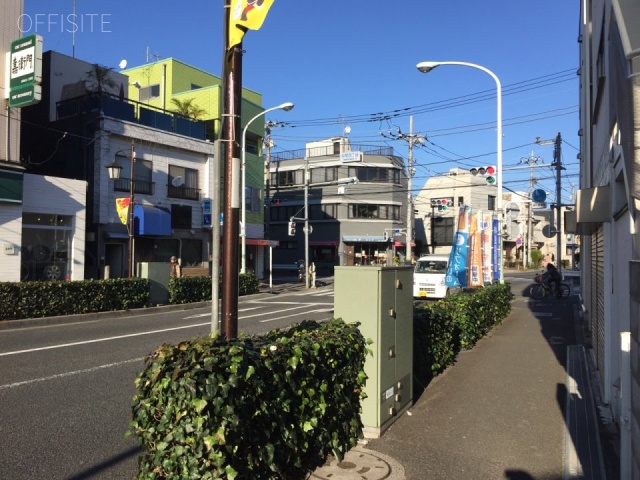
0, 323, 209, 357
0, 357, 143, 390
259, 308, 333, 323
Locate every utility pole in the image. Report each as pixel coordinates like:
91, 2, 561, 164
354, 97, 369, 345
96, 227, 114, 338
397, 116, 423, 262
553, 132, 563, 277
521, 152, 541, 268
220, 0, 242, 339
406, 116, 415, 263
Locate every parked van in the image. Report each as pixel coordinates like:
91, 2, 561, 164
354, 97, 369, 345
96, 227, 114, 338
413, 254, 450, 299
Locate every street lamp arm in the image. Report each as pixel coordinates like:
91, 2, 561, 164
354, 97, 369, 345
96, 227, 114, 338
240, 102, 294, 274
417, 59, 504, 283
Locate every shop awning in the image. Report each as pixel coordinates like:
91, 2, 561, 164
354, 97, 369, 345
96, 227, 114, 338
245, 238, 279, 247
134, 205, 171, 236
342, 235, 386, 243
309, 240, 338, 246
393, 241, 416, 247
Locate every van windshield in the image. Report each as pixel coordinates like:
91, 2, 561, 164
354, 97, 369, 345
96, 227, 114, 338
415, 260, 447, 274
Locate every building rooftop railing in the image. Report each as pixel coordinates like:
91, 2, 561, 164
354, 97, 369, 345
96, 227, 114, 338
56, 92, 213, 142
269, 144, 395, 162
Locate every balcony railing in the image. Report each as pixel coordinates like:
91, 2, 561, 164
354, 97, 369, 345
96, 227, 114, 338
114, 177, 155, 195
168, 185, 201, 200
56, 92, 208, 141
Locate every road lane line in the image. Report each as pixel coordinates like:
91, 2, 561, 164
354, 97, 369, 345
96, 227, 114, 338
0, 357, 144, 390
0, 322, 210, 357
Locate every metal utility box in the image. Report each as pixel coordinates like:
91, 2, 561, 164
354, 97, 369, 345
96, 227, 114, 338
334, 266, 414, 438
137, 262, 170, 305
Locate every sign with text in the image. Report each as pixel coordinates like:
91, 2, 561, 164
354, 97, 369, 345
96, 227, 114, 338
339, 151, 363, 163
8, 34, 43, 107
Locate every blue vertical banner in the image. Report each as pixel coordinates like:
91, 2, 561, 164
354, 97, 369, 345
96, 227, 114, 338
492, 218, 500, 281
445, 206, 471, 287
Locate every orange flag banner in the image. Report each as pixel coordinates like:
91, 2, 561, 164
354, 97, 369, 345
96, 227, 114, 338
229, 0, 275, 49
115, 197, 131, 225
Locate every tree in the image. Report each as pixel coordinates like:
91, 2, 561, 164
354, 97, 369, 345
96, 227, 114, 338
530, 249, 543, 269
170, 98, 206, 120
85, 64, 118, 95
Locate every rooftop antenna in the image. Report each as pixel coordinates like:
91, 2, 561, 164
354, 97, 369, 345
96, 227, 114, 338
71, 0, 76, 58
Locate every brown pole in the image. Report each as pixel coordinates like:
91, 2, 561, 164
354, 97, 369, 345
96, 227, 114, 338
220, 1, 242, 338
128, 139, 135, 277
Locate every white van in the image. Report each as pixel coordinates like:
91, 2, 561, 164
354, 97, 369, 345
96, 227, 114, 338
413, 254, 450, 299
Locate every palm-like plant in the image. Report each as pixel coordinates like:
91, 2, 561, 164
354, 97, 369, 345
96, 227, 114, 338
170, 98, 206, 120
85, 63, 118, 94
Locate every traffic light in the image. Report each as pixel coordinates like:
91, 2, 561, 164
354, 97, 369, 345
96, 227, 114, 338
288, 221, 296, 236
383, 231, 389, 241
438, 198, 448, 212
470, 165, 497, 184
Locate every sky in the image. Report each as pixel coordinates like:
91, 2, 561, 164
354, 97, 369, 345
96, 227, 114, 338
20, 0, 581, 207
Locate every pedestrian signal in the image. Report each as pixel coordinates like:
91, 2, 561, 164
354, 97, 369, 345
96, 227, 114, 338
288, 221, 296, 236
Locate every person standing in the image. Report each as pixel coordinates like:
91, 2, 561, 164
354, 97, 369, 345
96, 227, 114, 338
170, 256, 182, 278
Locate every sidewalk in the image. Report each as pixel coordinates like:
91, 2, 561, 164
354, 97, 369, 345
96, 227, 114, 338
312, 274, 610, 480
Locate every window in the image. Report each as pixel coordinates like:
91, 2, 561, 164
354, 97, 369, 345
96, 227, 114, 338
139, 84, 160, 101
169, 165, 200, 200
190, 83, 202, 90
21, 214, 73, 282
309, 203, 337, 220
458, 196, 464, 206
348, 166, 399, 183
271, 170, 303, 187
245, 186, 261, 213
171, 204, 192, 229
487, 195, 496, 211
310, 167, 337, 184
433, 217, 454, 246
348, 204, 399, 219
114, 155, 153, 195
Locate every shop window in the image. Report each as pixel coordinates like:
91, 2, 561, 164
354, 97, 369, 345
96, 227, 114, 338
21, 213, 73, 282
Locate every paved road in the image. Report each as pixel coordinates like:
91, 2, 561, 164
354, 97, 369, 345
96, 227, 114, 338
0, 285, 334, 480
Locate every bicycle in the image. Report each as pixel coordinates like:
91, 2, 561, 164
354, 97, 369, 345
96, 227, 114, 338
531, 273, 571, 300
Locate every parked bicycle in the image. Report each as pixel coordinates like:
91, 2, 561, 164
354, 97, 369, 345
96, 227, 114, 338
531, 273, 571, 300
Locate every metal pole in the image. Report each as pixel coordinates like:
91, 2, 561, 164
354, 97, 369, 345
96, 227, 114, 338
416, 61, 503, 282
304, 157, 310, 288
211, 139, 222, 334
128, 139, 135, 277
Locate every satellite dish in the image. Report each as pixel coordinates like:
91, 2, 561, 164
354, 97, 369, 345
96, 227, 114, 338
344, 126, 351, 135
171, 176, 184, 187
119, 59, 127, 69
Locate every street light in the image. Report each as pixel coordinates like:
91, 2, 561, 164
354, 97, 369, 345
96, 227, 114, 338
106, 139, 136, 277
302, 164, 358, 288
417, 60, 504, 283
240, 102, 294, 274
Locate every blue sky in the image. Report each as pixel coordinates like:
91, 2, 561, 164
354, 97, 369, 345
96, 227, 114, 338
21, 0, 580, 205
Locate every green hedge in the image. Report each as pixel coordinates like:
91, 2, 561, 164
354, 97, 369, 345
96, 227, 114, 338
413, 282, 514, 392
169, 272, 260, 305
0, 272, 262, 321
130, 318, 368, 480
0, 278, 151, 320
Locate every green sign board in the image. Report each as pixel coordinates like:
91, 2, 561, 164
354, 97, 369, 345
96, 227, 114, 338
0, 170, 24, 204
8, 34, 43, 108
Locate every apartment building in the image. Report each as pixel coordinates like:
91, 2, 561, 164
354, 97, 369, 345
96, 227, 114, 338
577, 1, 640, 476
267, 138, 409, 272
20, 51, 216, 279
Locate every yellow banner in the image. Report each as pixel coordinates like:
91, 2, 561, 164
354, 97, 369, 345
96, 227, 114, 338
115, 197, 131, 225
229, 0, 275, 49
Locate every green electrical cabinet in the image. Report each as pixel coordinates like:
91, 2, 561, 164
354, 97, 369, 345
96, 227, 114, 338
334, 265, 413, 438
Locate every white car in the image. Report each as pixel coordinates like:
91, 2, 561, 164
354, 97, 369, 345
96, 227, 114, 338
413, 254, 450, 299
